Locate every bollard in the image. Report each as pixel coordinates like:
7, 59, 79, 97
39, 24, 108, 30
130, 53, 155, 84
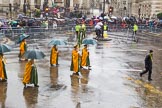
70, 74, 79, 86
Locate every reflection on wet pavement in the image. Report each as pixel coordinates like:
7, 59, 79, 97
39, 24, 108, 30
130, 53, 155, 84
23, 87, 38, 108
0, 83, 7, 108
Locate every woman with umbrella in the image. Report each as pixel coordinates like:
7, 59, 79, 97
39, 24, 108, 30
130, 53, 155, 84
70, 45, 81, 76
19, 39, 27, 61
22, 59, 39, 88
80, 45, 90, 70
0, 53, 7, 82
50, 45, 59, 66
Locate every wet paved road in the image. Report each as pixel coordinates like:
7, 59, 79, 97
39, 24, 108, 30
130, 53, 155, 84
1, 32, 162, 108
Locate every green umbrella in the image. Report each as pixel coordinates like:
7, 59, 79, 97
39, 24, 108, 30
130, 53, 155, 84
0, 44, 12, 53
16, 34, 30, 44
82, 38, 97, 45
48, 39, 67, 46
24, 49, 45, 60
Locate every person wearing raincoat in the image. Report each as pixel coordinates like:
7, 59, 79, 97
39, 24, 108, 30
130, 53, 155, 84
80, 45, 90, 70
0, 53, 7, 82
103, 22, 108, 38
81, 22, 86, 39
50, 45, 59, 66
19, 39, 27, 61
70, 45, 80, 75
23, 59, 39, 88
133, 23, 138, 35
75, 23, 81, 38
75, 23, 81, 47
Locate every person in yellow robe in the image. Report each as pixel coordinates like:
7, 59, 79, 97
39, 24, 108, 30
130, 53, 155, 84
0, 53, 7, 82
19, 39, 27, 61
22, 59, 39, 88
70, 45, 80, 75
50, 45, 59, 66
80, 45, 90, 69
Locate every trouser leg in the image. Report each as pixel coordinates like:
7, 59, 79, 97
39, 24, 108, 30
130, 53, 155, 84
141, 68, 149, 75
148, 69, 152, 80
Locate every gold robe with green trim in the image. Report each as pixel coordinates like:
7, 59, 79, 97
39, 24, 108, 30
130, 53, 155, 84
0, 55, 7, 80
81, 48, 90, 67
50, 47, 58, 65
70, 50, 80, 73
19, 40, 27, 57
23, 60, 38, 85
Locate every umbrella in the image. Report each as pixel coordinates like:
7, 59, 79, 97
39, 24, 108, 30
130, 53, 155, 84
97, 22, 103, 26
16, 34, 30, 44
111, 16, 117, 19
82, 38, 97, 45
11, 20, 18, 24
24, 49, 45, 60
0, 44, 12, 53
48, 39, 67, 46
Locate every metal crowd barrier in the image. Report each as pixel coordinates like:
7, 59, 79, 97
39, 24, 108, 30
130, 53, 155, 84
0, 24, 161, 38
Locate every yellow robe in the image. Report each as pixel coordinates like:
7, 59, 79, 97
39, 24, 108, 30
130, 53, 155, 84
50, 47, 58, 65
81, 48, 89, 67
70, 50, 80, 73
19, 41, 27, 57
23, 60, 32, 84
0, 56, 7, 80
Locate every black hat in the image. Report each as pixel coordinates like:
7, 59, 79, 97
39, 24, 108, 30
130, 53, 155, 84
149, 50, 153, 53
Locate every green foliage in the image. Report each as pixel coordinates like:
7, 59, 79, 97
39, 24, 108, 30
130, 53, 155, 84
157, 12, 162, 20
34, 9, 41, 17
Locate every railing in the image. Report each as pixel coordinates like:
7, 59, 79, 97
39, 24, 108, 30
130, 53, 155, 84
0, 24, 161, 38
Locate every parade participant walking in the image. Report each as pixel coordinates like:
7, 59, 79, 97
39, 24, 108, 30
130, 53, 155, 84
94, 24, 101, 39
80, 45, 90, 69
50, 45, 59, 66
133, 23, 138, 42
0, 53, 7, 82
19, 39, 27, 61
140, 50, 153, 81
70, 45, 80, 75
23, 59, 39, 88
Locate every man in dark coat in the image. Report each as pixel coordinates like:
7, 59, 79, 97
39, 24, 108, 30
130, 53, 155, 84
140, 50, 153, 81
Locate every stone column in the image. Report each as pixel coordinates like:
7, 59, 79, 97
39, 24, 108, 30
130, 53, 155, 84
70, 0, 73, 11
20, 0, 24, 10
30, 0, 35, 9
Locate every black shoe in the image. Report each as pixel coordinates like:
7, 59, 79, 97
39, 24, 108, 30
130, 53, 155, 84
23, 83, 27, 88
1, 79, 7, 82
148, 79, 152, 81
34, 84, 39, 87
140, 73, 142, 77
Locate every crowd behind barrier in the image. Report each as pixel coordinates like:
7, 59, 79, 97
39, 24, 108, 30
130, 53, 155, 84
0, 23, 161, 38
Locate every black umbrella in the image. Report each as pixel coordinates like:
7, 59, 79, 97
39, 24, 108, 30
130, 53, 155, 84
24, 49, 45, 60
